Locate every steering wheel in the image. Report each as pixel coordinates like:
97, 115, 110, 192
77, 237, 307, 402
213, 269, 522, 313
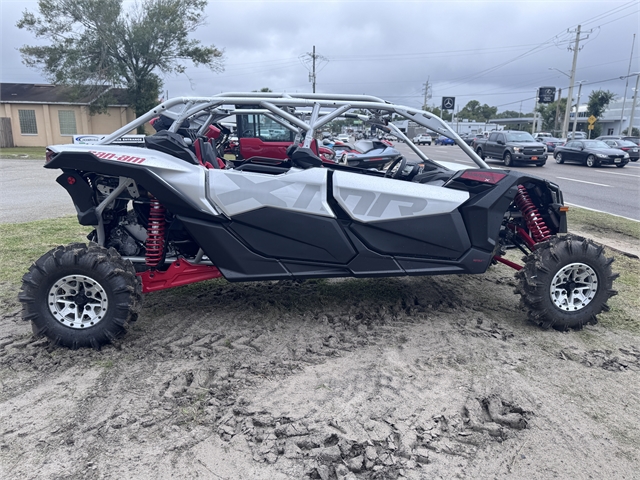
384, 156, 407, 179
242, 129, 254, 137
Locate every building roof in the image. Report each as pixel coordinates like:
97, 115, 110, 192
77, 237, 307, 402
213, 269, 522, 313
0, 83, 130, 106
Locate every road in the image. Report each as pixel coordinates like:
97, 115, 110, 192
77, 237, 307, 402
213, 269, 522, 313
0, 159, 76, 223
1, 149, 639, 223
395, 143, 640, 221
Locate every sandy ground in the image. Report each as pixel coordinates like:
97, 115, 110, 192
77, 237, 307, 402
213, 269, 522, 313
1, 242, 639, 479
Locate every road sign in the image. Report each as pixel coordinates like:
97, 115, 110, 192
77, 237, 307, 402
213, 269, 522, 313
588, 124, 595, 130
442, 97, 455, 110
588, 115, 597, 124
537, 86, 556, 103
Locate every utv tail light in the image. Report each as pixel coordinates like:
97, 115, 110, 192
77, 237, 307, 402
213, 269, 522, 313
459, 170, 506, 184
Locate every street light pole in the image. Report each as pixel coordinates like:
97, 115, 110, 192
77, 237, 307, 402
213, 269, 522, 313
553, 87, 562, 135
571, 81, 585, 138
627, 73, 640, 136
619, 34, 636, 134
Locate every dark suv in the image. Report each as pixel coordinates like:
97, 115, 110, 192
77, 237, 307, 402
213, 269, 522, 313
475, 130, 547, 167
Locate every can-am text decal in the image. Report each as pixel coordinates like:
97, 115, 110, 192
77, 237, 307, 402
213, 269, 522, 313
90, 151, 146, 164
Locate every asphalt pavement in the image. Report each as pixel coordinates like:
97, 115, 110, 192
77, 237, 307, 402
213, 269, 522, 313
396, 143, 640, 221
0, 159, 76, 223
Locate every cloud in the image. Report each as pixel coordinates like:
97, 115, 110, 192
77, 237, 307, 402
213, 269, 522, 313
3, 0, 638, 113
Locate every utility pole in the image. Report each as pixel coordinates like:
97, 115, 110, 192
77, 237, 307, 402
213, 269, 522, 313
561, 25, 591, 139
620, 35, 636, 134
532, 90, 539, 134
553, 87, 562, 135
302, 46, 327, 93
628, 73, 640, 136
571, 81, 585, 137
312, 45, 316, 93
422, 77, 432, 109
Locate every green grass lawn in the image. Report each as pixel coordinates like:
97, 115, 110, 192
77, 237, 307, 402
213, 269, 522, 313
0, 147, 47, 159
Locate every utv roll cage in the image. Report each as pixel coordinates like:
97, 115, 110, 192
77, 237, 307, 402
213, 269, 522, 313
98, 92, 490, 170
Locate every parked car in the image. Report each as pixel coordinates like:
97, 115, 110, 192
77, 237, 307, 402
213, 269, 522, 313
463, 133, 486, 147
533, 132, 553, 140
412, 134, 432, 145
554, 140, 629, 168
596, 135, 640, 146
435, 135, 455, 146
599, 139, 639, 161
566, 131, 587, 140
538, 137, 564, 153
337, 133, 350, 142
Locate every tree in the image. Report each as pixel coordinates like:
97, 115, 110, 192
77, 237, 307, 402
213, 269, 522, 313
17, 0, 224, 118
586, 90, 616, 138
536, 98, 567, 134
457, 100, 497, 122
494, 110, 522, 119
622, 127, 640, 136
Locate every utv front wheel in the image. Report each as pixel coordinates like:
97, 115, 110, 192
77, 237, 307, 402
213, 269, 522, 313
515, 235, 617, 330
19, 243, 141, 349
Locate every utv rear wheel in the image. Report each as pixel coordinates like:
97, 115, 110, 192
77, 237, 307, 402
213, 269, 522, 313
515, 235, 617, 330
19, 243, 141, 349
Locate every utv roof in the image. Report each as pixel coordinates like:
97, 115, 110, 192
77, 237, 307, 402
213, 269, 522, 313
99, 92, 489, 169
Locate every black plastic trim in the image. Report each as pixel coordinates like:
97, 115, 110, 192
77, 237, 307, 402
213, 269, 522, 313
56, 171, 98, 225
178, 216, 291, 281
229, 208, 357, 264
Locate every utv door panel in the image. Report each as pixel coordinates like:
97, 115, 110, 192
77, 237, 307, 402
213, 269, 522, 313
349, 212, 471, 259
178, 217, 291, 281
229, 208, 357, 263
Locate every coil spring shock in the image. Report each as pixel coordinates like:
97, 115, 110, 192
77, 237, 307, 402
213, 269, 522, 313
145, 196, 166, 267
514, 185, 551, 244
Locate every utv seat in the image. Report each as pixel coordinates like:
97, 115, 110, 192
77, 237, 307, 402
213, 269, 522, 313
193, 137, 225, 169
145, 130, 199, 165
290, 147, 323, 169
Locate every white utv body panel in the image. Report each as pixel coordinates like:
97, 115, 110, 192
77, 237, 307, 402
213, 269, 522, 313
49, 144, 221, 217
206, 168, 334, 218
332, 171, 469, 223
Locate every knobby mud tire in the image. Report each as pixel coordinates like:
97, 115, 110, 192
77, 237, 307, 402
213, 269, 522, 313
19, 243, 142, 349
515, 235, 618, 330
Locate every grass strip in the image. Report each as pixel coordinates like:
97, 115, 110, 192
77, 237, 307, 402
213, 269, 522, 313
0, 147, 47, 160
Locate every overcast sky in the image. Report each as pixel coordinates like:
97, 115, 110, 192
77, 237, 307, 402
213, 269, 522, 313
1, 0, 638, 114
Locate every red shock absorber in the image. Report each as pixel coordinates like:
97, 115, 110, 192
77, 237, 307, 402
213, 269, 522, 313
514, 185, 551, 244
145, 196, 166, 267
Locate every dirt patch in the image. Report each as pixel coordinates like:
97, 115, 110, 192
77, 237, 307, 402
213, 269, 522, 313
1, 253, 639, 479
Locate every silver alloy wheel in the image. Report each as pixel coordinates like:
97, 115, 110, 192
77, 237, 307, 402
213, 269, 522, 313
549, 262, 598, 311
48, 274, 109, 329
